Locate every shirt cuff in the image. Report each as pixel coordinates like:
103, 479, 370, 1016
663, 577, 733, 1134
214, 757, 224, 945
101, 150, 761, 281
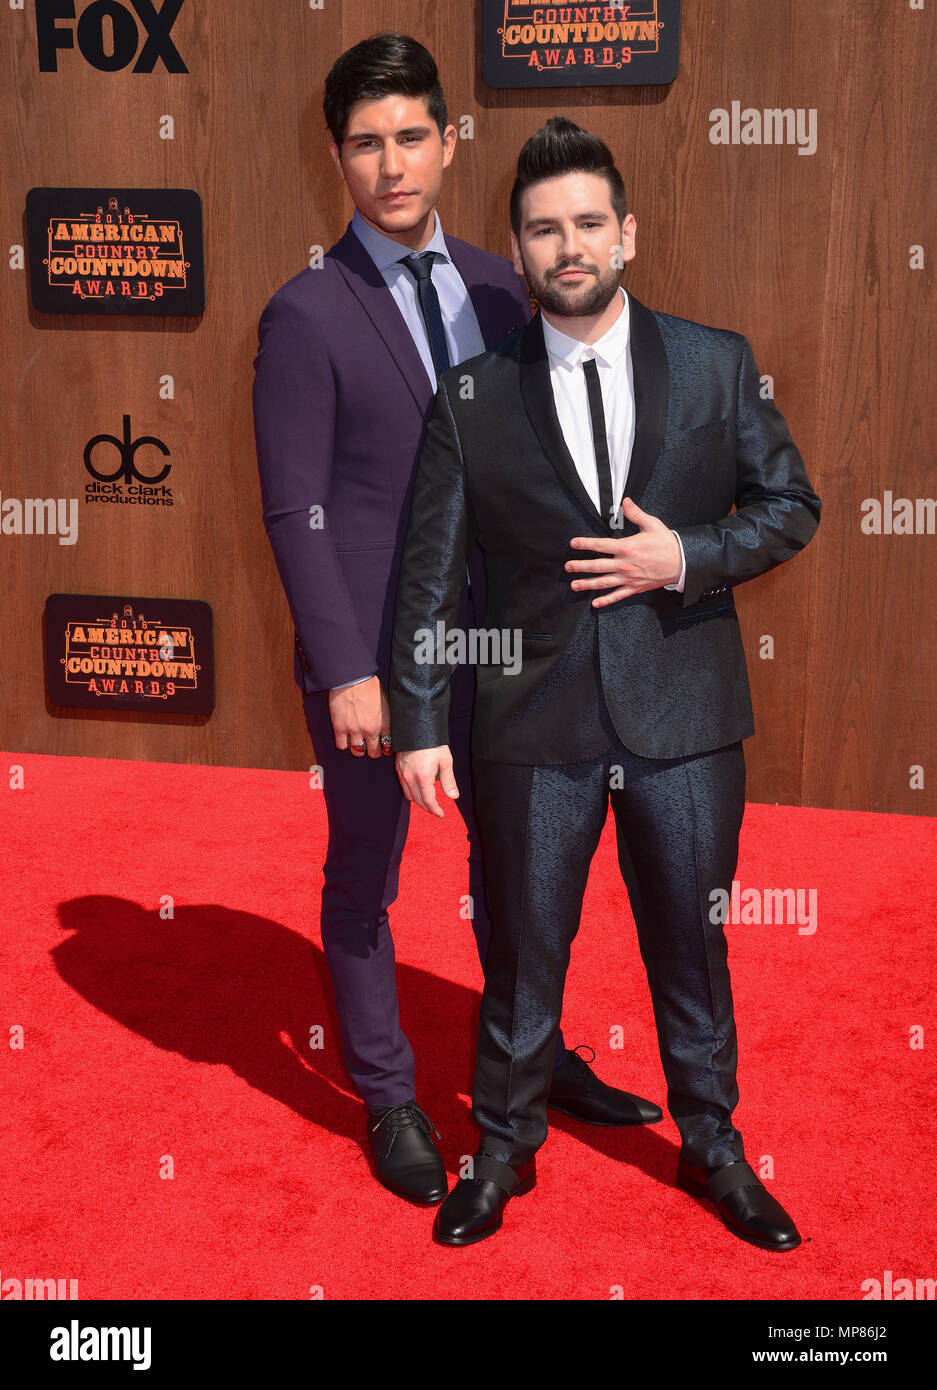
663, 530, 686, 593
331, 672, 378, 691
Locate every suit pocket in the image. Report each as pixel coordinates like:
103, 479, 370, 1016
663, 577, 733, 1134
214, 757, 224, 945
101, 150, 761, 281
675, 599, 736, 625
334, 541, 397, 552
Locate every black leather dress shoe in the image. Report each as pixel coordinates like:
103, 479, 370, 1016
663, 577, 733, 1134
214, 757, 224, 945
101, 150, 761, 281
547, 1044, 663, 1126
366, 1102, 448, 1205
434, 1154, 537, 1246
677, 1156, 802, 1251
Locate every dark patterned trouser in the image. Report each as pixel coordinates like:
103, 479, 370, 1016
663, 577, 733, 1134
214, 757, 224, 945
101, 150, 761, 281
470, 739, 748, 1169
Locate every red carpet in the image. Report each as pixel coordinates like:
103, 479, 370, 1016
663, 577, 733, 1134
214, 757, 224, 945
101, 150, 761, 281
2, 750, 934, 1300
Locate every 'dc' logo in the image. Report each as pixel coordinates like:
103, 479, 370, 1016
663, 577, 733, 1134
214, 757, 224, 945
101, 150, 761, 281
83, 414, 172, 484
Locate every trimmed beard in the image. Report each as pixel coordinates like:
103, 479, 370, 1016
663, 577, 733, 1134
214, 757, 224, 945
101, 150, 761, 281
522, 253, 624, 319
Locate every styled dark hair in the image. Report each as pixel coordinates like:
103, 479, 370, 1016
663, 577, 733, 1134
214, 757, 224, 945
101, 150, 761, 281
510, 117, 629, 235
323, 33, 448, 147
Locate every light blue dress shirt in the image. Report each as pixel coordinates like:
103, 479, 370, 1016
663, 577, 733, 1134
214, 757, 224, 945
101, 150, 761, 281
350, 207, 486, 390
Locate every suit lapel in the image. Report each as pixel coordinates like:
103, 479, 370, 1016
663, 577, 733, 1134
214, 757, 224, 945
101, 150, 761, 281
624, 291, 669, 505
519, 311, 607, 529
445, 235, 509, 348
329, 224, 435, 418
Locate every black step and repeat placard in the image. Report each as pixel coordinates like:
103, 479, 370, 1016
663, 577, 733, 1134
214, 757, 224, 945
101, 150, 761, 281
44, 594, 215, 714
482, 0, 680, 87
26, 187, 205, 315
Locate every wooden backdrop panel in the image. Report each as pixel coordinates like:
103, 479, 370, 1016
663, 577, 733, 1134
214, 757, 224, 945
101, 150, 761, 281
1, 1, 934, 815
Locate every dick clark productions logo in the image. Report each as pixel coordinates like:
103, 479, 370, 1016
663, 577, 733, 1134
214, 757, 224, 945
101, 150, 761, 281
83, 414, 174, 507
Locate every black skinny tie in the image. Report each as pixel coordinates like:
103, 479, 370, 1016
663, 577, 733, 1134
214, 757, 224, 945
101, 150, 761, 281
582, 357, 614, 524
400, 252, 451, 376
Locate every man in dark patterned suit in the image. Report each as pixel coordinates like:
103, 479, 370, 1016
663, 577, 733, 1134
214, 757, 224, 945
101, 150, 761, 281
392, 118, 821, 1247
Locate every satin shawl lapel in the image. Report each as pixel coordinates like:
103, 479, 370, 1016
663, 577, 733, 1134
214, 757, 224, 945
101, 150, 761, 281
624, 291, 669, 506
518, 310, 606, 529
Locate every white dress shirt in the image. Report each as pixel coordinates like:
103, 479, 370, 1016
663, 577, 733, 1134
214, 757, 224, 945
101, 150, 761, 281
541, 287, 686, 592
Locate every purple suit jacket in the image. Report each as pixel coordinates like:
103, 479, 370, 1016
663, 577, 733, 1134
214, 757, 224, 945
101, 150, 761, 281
252, 222, 531, 694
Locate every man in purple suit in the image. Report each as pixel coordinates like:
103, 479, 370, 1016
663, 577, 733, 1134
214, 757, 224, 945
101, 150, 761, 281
251, 33, 659, 1205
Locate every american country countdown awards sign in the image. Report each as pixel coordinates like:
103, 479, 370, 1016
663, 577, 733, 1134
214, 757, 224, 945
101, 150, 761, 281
44, 594, 215, 714
25, 187, 205, 315
482, 0, 680, 87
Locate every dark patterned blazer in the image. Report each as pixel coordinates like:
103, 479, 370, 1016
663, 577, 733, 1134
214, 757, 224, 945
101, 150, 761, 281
390, 292, 821, 763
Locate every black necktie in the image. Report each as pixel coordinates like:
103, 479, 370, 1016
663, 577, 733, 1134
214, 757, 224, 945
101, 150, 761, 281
582, 357, 614, 524
400, 252, 451, 376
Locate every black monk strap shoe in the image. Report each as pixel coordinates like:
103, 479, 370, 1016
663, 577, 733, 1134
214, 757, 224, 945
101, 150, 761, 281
433, 1153, 537, 1247
366, 1101, 448, 1205
677, 1156, 802, 1251
547, 1044, 663, 1126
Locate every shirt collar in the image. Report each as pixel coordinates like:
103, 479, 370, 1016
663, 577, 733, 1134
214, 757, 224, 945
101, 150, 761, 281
351, 206, 450, 272
541, 287, 630, 371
